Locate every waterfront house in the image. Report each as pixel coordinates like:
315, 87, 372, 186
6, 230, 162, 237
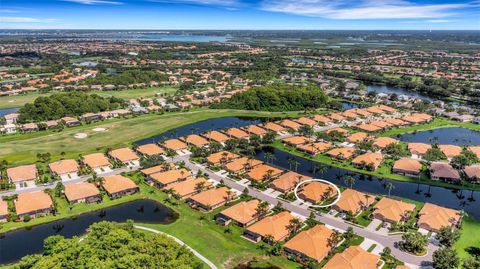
49, 159, 80, 181
393, 159, 423, 178
283, 225, 334, 262
183, 134, 209, 147
149, 168, 192, 188
429, 162, 461, 183
464, 165, 480, 183
323, 246, 381, 269
0, 200, 8, 222
269, 171, 312, 193
81, 153, 112, 174
224, 157, 263, 174
188, 186, 236, 212
278, 119, 302, 131
326, 147, 356, 160
206, 151, 239, 165
468, 146, 480, 159
373, 197, 416, 224
7, 164, 38, 189
332, 189, 374, 215
202, 130, 230, 144
165, 177, 212, 199
352, 152, 383, 170
162, 138, 188, 151
408, 143, 432, 158
102, 175, 139, 199
372, 137, 399, 149
216, 199, 261, 227
246, 164, 284, 182
384, 118, 407, 126
297, 141, 333, 155
135, 143, 165, 157
282, 136, 311, 147
243, 125, 268, 137
262, 122, 286, 133
438, 145, 462, 159
224, 127, 250, 139
109, 147, 140, 168
15, 191, 53, 220
61, 116, 81, 127
4, 113, 19, 124
64, 182, 101, 204
298, 181, 337, 204
243, 211, 299, 243
417, 203, 462, 233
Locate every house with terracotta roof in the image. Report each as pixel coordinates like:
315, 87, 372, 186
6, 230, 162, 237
7, 164, 38, 189
243, 211, 299, 242
284, 225, 335, 262
312, 115, 332, 125
15, 191, 54, 220
246, 164, 284, 182
0, 200, 8, 222
64, 182, 101, 204
352, 152, 383, 170
262, 122, 286, 133
183, 134, 209, 147
438, 144, 462, 159
408, 143, 432, 158
430, 162, 461, 183
393, 159, 423, 178
333, 189, 374, 215
149, 168, 192, 188
373, 137, 399, 149
140, 163, 174, 177
298, 182, 337, 204
377, 105, 396, 113
384, 118, 407, 126
243, 125, 268, 136
61, 116, 81, 127
109, 147, 140, 167
355, 123, 382, 133
402, 113, 432, 124
102, 175, 139, 198
464, 165, 480, 183
203, 130, 230, 144
165, 177, 212, 199
135, 143, 165, 157
326, 147, 356, 160
342, 110, 359, 119
326, 127, 350, 136
278, 119, 302, 131
328, 113, 345, 122
347, 132, 369, 143
366, 106, 385, 115
224, 127, 250, 139
188, 186, 236, 212
224, 157, 263, 174
323, 246, 381, 269
216, 199, 262, 227
162, 138, 188, 151
297, 142, 333, 155
373, 197, 416, 224
81, 153, 112, 174
206, 151, 239, 165
49, 159, 79, 181
21, 123, 38, 133
282, 136, 311, 146
294, 117, 316, 127
269, 171, 312, 193
417, 203, 462, 233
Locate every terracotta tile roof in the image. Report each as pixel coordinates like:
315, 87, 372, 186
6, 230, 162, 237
246, 164, 284, 181
468, 146, 480, 158
284, 225, 334, 262
418, 203, 461, 232
7, 164, 37, 182
334, 189, 374, 214
246, 211, 298, 241
165, 177, 212, 198
150, 168, 192, 185
297, 142, 333, 154
278, 119, 302, 130
136, 144, 165, 156
207, 151, 239, 164
102, 175, 138, 195
377, 105, 396, 112
0, 200, 8, 216
323, 246, 380, 269
352, 152, 383, 169
224, 157, 263, 173
294, 117, 317, 126
225, 128, 250, 139
355, 123, 382, 132
82, 153, 111, 168
408, 143, 431, 156
384, 118, 407, 126
373, 197, 416, 223
327, 127, 349, 136
282, 135, 311, 146
203, 131, 229, 143
396, 266, 410, 269
15, 191, 53, 215
342, 110, 359, 119
262, 122, 285, 132
328, 113, 346, 121
366, 106, 384, 114
326, 147, 355, 159
402, 113, 432, 123
393, 159, 422, 173
163, 139, 188, 151
346, 132, 369, 143
299, 182, 337, 203
48, 159, 79, 175
312, 114, 332, 124
64, 182, 100, 201
189, 187, 235, 208
243, 125, 267, 136
184, 134, 209, 147
464, 165, 480, 179
353, 109, 372, 116
140, 163, 174, 176
219, 199, 260, 225
430, 162, 460, 180
438, 144, 462, 159
269, 171, 312, 193
373, 137, 399, 149
109, 147, 139, 163
370, 120, 392, 129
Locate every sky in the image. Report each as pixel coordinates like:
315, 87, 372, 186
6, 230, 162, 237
1, 0, 479, 30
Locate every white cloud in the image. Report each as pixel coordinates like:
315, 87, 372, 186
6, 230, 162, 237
0, 9, 20, 13
148, 0, 238, 6
260, 0, 471, 19
426, 19, 451, 23
0, 17, 59, 23
62, 0, 123, 5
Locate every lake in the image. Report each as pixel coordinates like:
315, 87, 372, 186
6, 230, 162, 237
396, 127, 480, 146
368, 85, 433, 101
0, 199, 177, 264
0, 107, 19, 117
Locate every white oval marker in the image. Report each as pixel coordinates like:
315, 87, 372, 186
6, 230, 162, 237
293, 179, 342, 208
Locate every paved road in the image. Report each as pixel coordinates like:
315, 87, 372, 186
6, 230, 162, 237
176, 154, 436, 268
134, 225, 218, 269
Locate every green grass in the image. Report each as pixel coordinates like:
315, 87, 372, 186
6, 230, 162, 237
455, 216, 480, 260
377, 117, 480, 137
0, 109, 299, 166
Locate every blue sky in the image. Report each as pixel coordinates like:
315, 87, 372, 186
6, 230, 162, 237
1, 0, 479, 30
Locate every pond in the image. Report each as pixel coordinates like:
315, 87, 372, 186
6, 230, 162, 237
135, 116, 264, 145
0, 107, 19, 117
0, 199, 177, 264
396, 127, 480, 146
254, 147, 480, 219
367, 85, 433, 101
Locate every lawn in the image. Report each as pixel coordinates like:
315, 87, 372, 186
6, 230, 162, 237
455, 215, 480, 260
377, 117, 480, 137
0, 109, 299, 165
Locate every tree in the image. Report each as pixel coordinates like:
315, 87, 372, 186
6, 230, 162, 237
262, 131, 277, 144
255, 201, 270, 218
424, 146, 448, 162
435, 226, 460, 247
400, 231, 428, 255
432, 247, 459, 269
327, 230, 343, 250
53, 182, 64, 197
287, 218, 302, 236
385, 182, 395, 196
344, 175, 356, 188
462, 256, 480, 269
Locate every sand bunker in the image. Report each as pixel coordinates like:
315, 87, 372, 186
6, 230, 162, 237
74, 133, 88, 139
92, 127, 107, 132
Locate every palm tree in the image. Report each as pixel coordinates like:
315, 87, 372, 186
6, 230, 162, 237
287, 158, 295, 170
264, 152, 274, 164
327, 230, 343, 251
344, 175, 356, 188
255, 201, 269, 218
195, 181, 206, 193
385, 182, 395, 196
287, 218, 302, 236
292, 160, 300, 172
